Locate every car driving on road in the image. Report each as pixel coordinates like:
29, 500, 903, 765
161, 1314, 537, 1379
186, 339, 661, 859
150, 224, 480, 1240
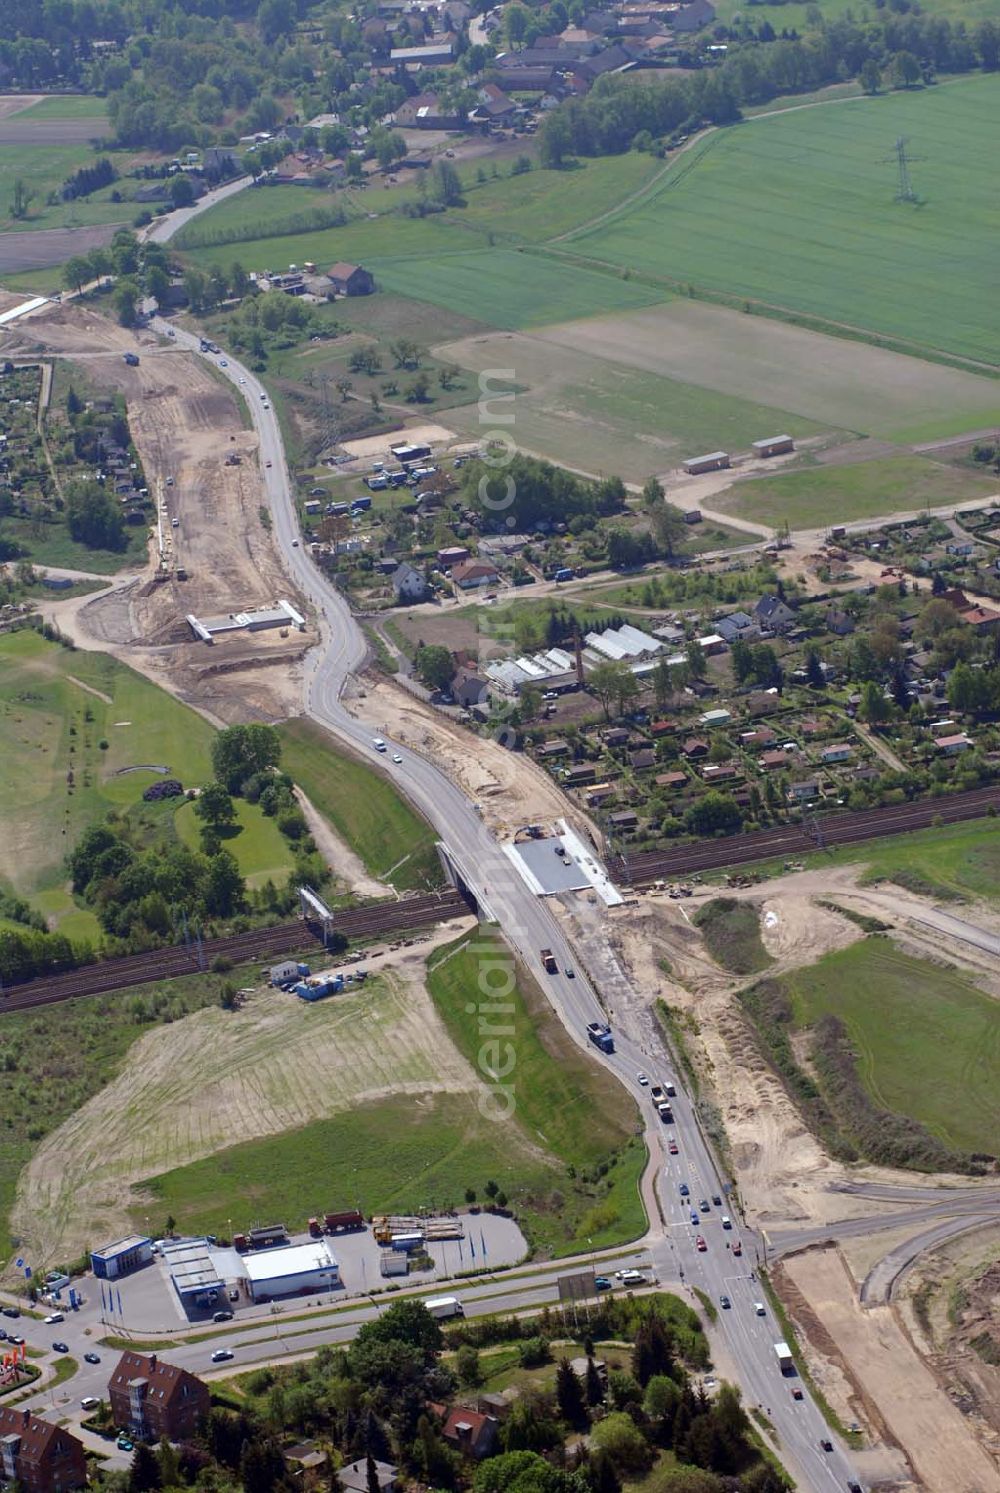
679, 1183, 689, 1196
84, 1352, 101, 1365
211, 1348, 234, 1363
52, 1341, 69, 1353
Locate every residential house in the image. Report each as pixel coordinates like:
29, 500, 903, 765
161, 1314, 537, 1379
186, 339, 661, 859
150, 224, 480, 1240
629, 747, 657, 771
700, 708, 731, 727
0, 1409, 86, 1493
564, 763, 597, 787
702, 762, 738, 782
603, 727, 630, 748
716, 610, 757, 644
609, 809, 639, 831
959, 604, 1000, 634
284, 1442, 330, 1485
746, 690, 780, 716
654, 770, 688, 790
759, 749, 791, 772
395, 91, 463, 128
740, 726, 775, 751
437, 545, 470, 567
650, 719, 677, 737
754, 595, 795, 633
786, 778, 819, 802
326, 262, 375, 296
392, 561, 429, 602
825, 606, 855, 637
540, 739, 570, 758
682, 736, 709, 759
108, 1353, 210, 1442
452, 670, 489, 708
585, 782, 618, 807
452, 558, 500, 590
936, 733, 973, 755
820, 743, 853, 765
429, 1405, 499, 1459
671, 0, 716, 27
339, 1459, 397, 1493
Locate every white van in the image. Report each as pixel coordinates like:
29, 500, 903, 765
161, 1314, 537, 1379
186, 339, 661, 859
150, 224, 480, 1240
372, 737, 387, 752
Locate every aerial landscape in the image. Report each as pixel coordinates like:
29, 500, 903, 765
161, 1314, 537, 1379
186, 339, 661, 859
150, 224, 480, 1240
0, 0, 998, 1489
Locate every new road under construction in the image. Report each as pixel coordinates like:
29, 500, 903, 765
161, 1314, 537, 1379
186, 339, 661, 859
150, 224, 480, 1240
6, 781, 997, 1013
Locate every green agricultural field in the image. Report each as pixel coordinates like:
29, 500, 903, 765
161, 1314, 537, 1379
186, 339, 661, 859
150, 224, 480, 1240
770, 818, 1000, 904
712, 454, 998, 529
0, 629, 215, 924
438, 325, 832, 481
278, 718, 444, 892
0, 144, 131, 235
371, 250, 667, 330
786, 939, 1000, 1157
174, 798, 295, 889
17, 97, 111, 121
565, 76, 1000, 367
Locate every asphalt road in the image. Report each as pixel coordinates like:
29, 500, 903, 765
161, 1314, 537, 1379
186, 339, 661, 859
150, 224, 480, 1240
146, 318, 864, 1492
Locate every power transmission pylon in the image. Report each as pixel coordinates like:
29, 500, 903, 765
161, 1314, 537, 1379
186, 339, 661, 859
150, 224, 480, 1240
882, 136, 923, 203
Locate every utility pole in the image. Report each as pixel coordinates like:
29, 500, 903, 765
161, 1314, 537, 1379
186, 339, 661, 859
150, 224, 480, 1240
881, 136, 923, 203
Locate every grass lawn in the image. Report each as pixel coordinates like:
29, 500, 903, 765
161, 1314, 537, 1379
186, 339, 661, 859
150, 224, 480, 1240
694, 898, 772, 975
0, 630, 215, 919
278, 718, 444, 892
4, 515, 149, 573
174, 798, 295, 888
371, 249, 668, 330
565, 76, 1000, 366
0, 973, 226, 1258
785, 939, 1000, 1156
712, 454, 998, 529
425, 929, 647, 1254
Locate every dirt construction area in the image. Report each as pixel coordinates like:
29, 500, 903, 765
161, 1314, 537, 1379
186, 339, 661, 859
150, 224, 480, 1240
12, 919, 482, 1264
778, 1245, 1000, 1493
8, 304, 309, 720
350, 675, 599, 843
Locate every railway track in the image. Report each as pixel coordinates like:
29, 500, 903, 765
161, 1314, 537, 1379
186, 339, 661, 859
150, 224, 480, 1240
623, 784, 1000, 883
0, 891, 469, 1014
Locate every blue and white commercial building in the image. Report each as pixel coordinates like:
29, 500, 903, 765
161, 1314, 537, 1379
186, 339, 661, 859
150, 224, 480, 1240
242, 1240, 341, 1302
91, 1235, 153, 1280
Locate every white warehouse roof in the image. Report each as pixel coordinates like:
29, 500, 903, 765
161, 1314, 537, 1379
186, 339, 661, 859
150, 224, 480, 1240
242, 1240, 338, 1284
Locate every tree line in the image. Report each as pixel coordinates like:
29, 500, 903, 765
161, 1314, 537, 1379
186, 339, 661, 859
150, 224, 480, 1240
538, 13, 1000, 162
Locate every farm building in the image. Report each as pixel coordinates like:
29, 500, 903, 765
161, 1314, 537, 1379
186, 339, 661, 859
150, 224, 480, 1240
242, 1240, 341, 1301
390, 41, 455, 63
91, 1235, 153, 1280
0, 1408, 86, 1493
752, 435, 794, 458
682, 450, 729, 475
326, 263, 375, 296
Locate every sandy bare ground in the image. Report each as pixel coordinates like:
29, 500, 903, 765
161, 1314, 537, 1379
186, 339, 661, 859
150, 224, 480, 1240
11, 919, 503, 1265
350, 676, 600, 844
0, 96, 43, 121
780, 1245, 1000, 1492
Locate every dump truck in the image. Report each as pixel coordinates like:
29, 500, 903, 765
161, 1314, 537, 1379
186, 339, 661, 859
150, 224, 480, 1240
587, 1022, 614, 1054
541, 948, 558, 973
308, 1217, 322, 1238
325, 1209, 364, 1234
774, 1342, 794, 1375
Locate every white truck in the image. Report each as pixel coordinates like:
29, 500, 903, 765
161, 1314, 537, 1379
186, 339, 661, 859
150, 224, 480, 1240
425, 1295, 464, 1320
774, 1341, 794, 1374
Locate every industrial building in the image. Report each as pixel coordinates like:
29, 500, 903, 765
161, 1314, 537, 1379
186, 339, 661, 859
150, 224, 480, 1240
242, 1240, 341, 1301
90, 1235, 153, 1280
186, 599, 305, 643
162, 1238, 225, 1309
752, 434, 794, 458
682, 450, 730, 475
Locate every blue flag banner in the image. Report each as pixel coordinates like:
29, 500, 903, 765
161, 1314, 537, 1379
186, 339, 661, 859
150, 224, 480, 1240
480, 1230, 487, 1258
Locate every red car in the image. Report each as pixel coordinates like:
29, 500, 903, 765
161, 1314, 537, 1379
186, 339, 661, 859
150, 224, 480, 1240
732, 1240, 742, 1256
696, 1236, 707, 1252
668, 1141, 679, 1155
791, 1387, 804, 1401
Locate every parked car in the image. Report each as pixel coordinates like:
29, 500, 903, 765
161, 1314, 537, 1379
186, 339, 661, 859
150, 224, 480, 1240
52, 1341, 69, 1353
2, 1307, 19, 1319
117, 1437, 134, 1451
84, 1353, 101, 1365
212, 1310, 233, 1323
81, 1397, 100, 1411
44, 1314, 63, 1325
